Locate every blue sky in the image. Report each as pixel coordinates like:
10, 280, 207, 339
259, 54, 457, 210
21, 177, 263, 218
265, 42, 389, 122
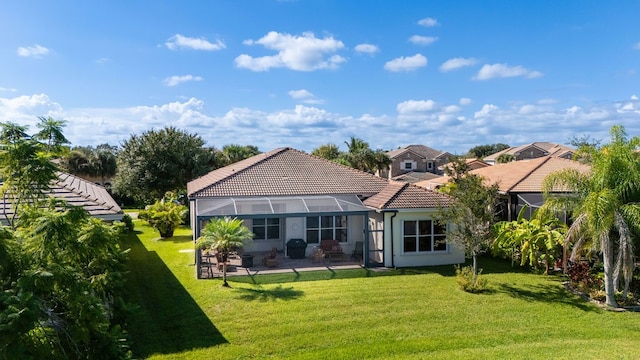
2, 0, 640, 154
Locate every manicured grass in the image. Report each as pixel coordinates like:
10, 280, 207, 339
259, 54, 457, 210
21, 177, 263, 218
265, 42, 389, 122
123, 221, 640, 359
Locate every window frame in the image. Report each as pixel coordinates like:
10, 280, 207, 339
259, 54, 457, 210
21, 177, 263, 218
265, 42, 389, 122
306, 215, 348, 244
252, 217, 281, 241
402, 219, 447, 254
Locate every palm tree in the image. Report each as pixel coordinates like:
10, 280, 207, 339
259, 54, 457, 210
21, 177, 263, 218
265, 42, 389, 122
195, 217, 253, 287
542, 125, 640, 307
33, 116, 70, 155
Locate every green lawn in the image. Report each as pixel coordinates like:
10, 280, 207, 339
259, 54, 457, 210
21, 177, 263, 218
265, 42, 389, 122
123, 221, 640, 359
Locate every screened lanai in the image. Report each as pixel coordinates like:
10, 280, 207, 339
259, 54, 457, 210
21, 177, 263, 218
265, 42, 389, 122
193, 195, 379, 276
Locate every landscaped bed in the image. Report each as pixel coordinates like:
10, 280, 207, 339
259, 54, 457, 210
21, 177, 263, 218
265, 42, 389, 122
123, 221, 640, 359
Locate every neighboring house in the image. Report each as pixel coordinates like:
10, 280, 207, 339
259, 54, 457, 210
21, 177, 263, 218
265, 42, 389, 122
416, 156, 590, 221
187, 147, 463, 277
391, 171, 442, 184
483, 142, 574, 165
0, 171, 123, 224
381, 145, 452, 179
438, 158, 490, 175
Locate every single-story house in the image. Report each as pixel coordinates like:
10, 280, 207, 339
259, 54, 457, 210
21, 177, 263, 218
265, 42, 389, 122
187, 147, 464, 277
0, 171, 123, 224
416, 156, 590, 221
483, 142, 574, 165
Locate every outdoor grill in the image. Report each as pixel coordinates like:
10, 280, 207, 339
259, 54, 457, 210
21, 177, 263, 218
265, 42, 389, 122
286, 238, 307, 259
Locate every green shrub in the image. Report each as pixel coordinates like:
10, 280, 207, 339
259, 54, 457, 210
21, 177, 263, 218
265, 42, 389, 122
138, 198, 186, 238
119, 213, 135, 233
455, 265, 487, 293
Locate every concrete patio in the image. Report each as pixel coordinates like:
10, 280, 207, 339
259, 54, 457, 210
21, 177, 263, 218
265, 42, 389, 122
199, 252, 364, 279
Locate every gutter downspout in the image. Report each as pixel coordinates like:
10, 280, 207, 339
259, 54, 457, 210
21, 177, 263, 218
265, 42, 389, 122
388, 210, 398, 268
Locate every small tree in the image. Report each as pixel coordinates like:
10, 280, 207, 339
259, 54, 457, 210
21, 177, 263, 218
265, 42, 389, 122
195, 217, 253, 287
436, 172, 499, 278
139, 194, 187, 238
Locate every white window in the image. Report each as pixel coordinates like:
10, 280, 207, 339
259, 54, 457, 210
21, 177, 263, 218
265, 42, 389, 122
306, 215, 348, 243
403, 220, 447, 253
402, 160, 415, 170
252, 218, 280, 240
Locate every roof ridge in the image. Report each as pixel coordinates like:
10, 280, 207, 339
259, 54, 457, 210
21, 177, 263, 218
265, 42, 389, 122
505, 156, 551, 192
380, 181, 409, 208
188, 147, 290, 196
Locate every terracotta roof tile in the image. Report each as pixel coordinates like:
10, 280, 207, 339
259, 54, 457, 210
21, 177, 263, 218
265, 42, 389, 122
188, 148, 389, 198
468, 156, 589, 193
0, 172, 122, 221
363, 181, 452, 209
386, 144, 448, 160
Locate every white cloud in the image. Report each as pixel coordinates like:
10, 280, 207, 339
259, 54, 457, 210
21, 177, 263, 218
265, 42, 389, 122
288, 89, 324, 104
397, 99, 437, 114
631, 95, 639, 100
384, 54, 427, 72
354, 43, 379, 55
96, 58, 111, 64
474, 104, 499, 118
236, 31, 345, 72
17, 44, 50, 58
473, 63, 543, 80
439, 57, 478, 72
4, 93, 640, 159
444, 105, 461, 113
163, 75, 203, 87
459, 98, 472, 106
418, 17, 439, 27
165, 34, 225, 51
0, 87, 17, 93
409, 35, 438, 46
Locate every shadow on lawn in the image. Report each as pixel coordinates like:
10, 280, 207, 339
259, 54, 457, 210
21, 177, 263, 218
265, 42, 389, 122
235, 285, 304, 301
123, 233, 228, 358
495, 282, 598, 312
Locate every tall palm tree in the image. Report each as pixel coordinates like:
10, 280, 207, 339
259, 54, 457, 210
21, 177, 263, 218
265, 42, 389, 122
542, 125, 640, 307
195, 217, 253, 287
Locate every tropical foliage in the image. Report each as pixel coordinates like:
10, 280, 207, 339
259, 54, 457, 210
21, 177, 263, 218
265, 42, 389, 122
195, 217, 253, 287
311, 137, 391, 174
0, 122, 60, 228
32, 116, 70, 156
216, 144, 261, 166
61, 144, 118, 184
493, 207, 567, 274
113, 126, 216, 204
542, 125, 640, 307
139, 193, 187, 238
467, 143, 510, 159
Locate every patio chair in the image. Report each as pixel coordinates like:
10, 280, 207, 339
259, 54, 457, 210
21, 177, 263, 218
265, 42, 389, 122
351, 241, 364, 261
215, 252, 231, 271
262, 247, 279, 268
201, 251, 215, 278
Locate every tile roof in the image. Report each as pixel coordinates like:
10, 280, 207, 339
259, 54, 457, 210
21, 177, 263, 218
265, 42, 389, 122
363, 181, 452, 210
467, 156, 589, 193
391, 171, 442, 183
0, 172, 122, 221
187, 147, 390, 198
416, 156, 589, 194
386, 144, 449, 160
484, 142, 574, 161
